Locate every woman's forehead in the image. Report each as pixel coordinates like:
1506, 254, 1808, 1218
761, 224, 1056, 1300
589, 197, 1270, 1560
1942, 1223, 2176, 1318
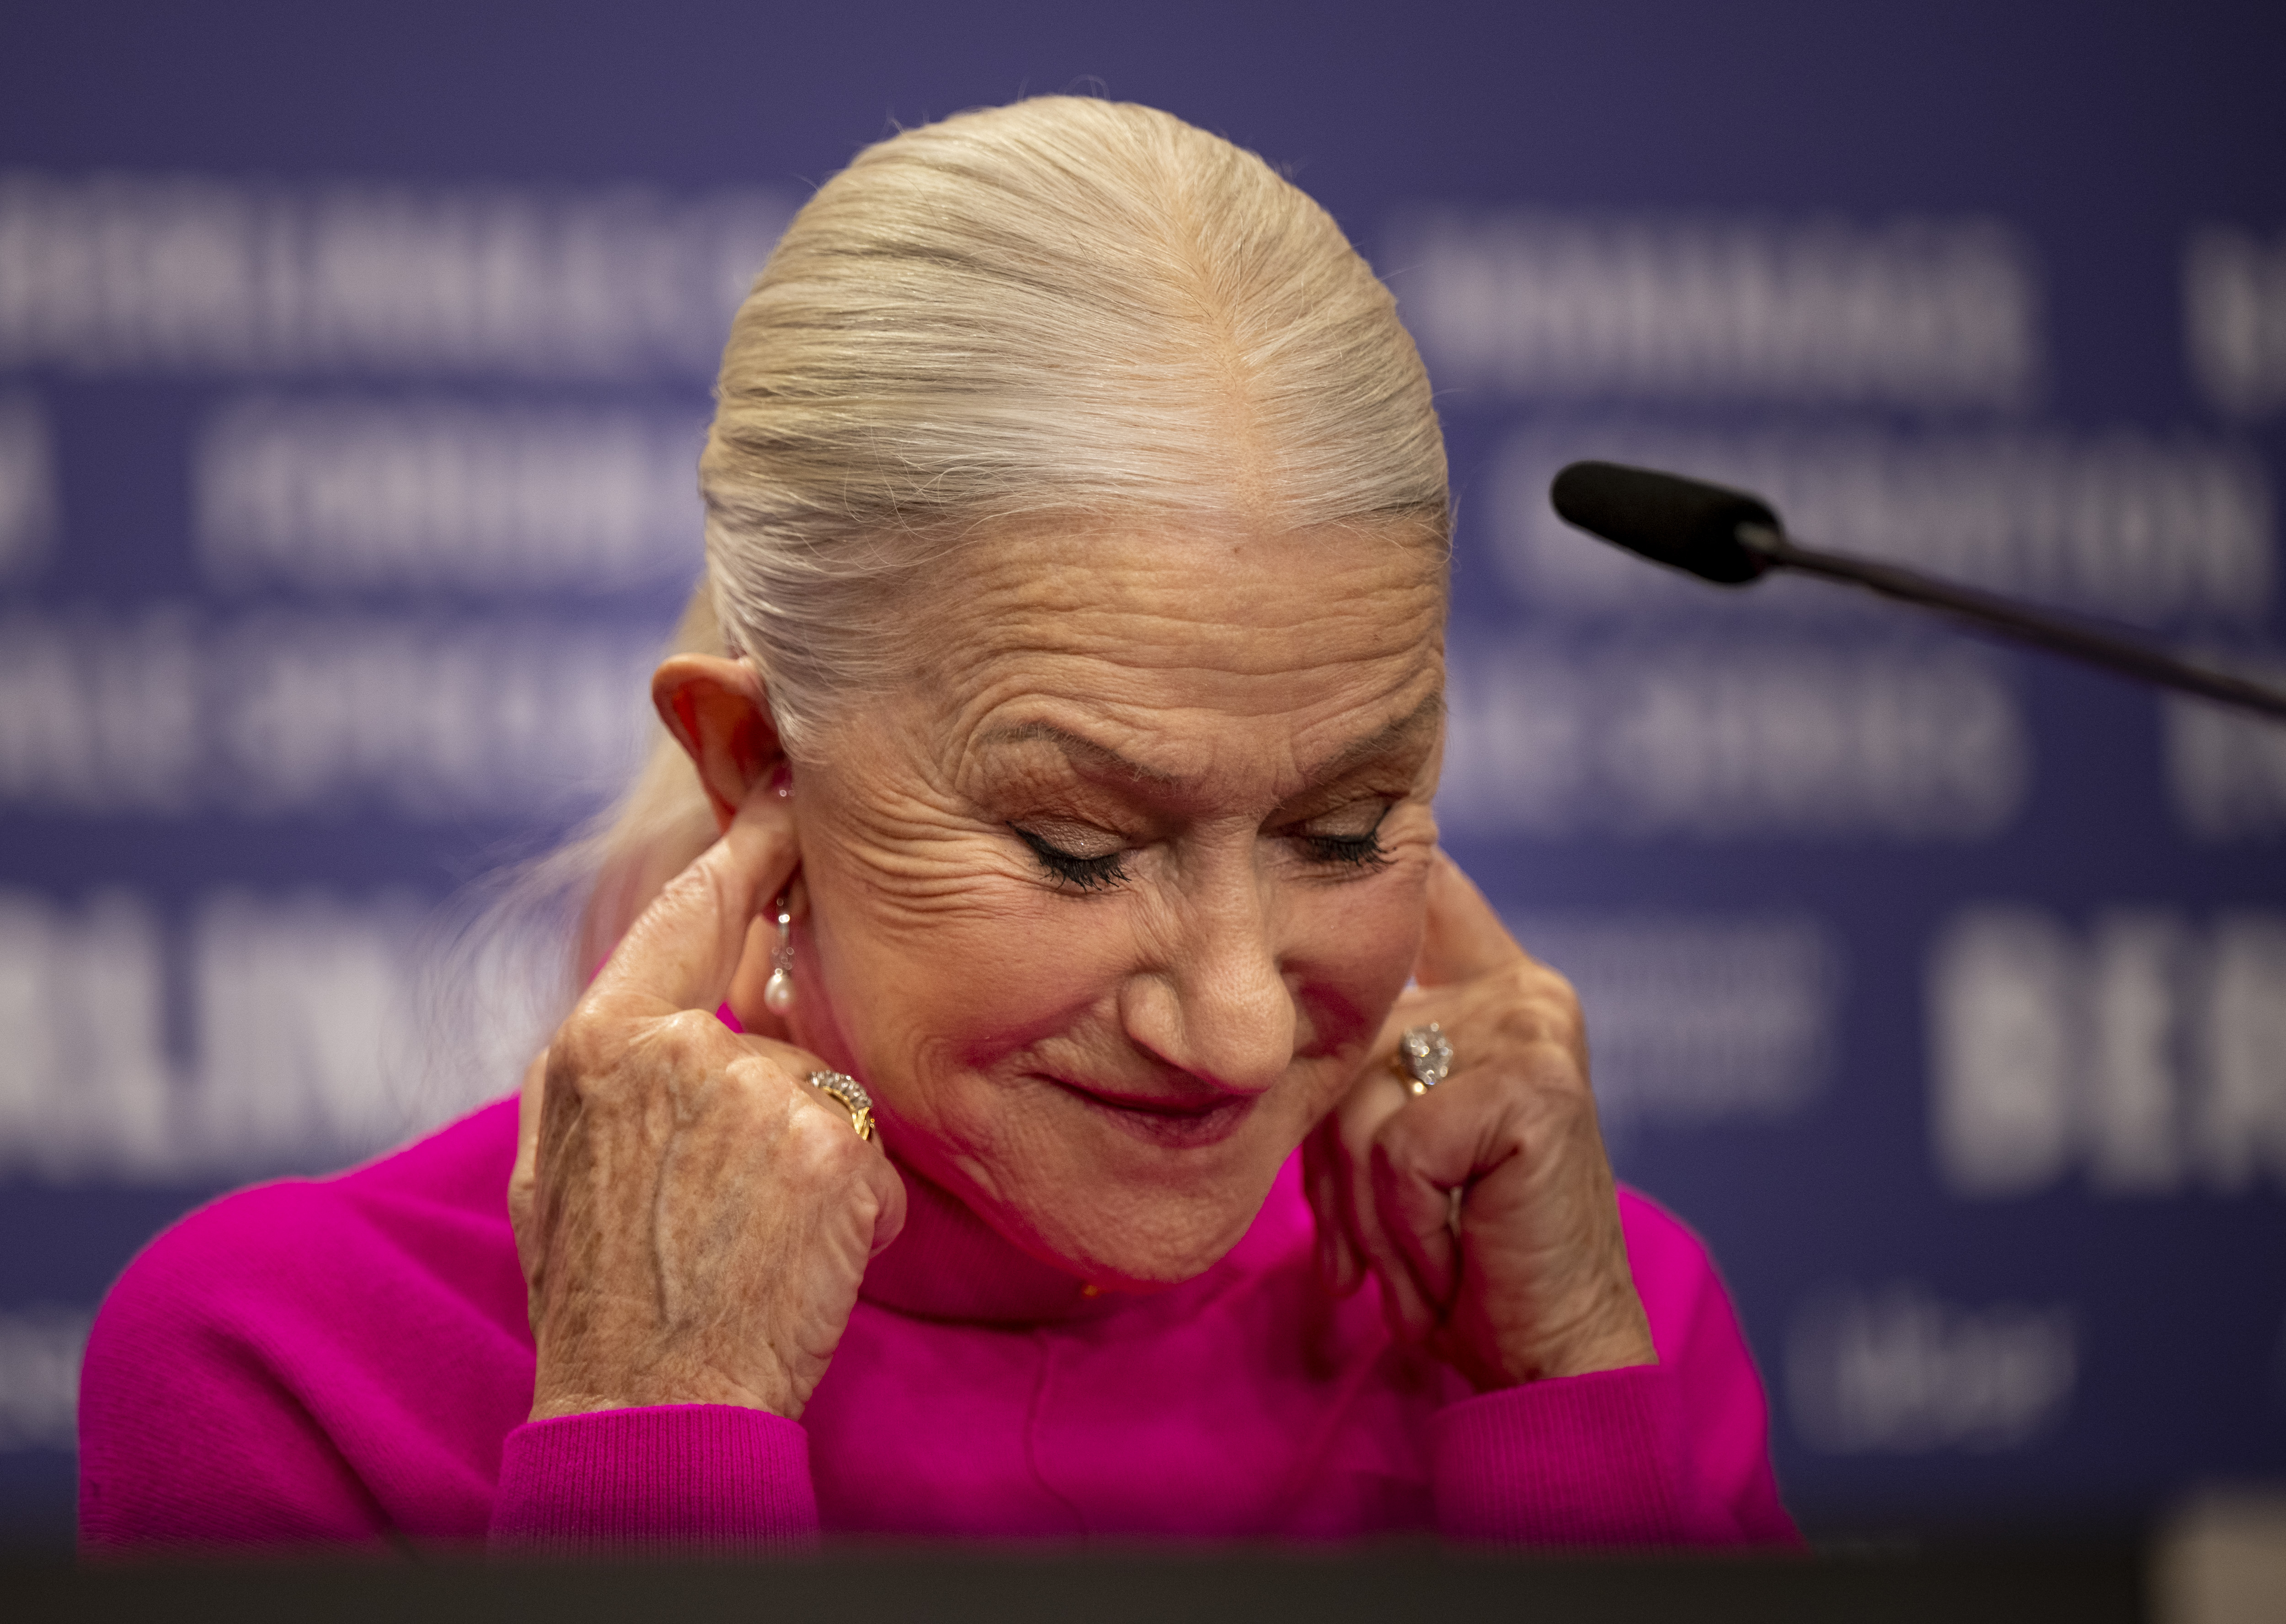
966, 692, 1445, 801
931, 520, 1437, 675
889, 519, 1448, 788
948, 513, 1441, 638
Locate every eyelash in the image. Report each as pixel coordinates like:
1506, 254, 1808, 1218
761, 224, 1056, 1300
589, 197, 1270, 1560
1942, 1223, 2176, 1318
1298, 831, 1391, 871
1011, 818, 1392, 891
1013, 827, 1128, 891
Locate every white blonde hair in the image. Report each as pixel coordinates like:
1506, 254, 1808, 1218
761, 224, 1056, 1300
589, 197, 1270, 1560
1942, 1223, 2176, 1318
568, 96, 1448, 973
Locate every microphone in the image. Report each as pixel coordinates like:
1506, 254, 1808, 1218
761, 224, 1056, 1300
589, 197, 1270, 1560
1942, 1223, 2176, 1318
1550, 460, 2286, 722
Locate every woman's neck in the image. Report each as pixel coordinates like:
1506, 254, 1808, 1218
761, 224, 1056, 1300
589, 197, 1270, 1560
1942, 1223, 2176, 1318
859, 1157, 1123, 1325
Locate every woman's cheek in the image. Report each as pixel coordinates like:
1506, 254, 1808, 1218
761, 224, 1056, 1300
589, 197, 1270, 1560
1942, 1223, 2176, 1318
1279, 880, 1423, 1074
823, 850, 1120, 1084
1340, 842, 1434, 964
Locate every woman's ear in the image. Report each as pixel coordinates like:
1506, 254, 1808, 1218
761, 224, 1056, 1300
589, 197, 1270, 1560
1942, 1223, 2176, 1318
652, 654, 785, 833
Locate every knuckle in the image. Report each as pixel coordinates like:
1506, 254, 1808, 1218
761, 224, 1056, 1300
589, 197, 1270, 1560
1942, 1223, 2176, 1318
1473, 966, 1585, 1054
1509, 1076, 1602, 1158
1540, 1004, 1590, 1065
719, 1055, 799, 1124
1507, 959, 1580, 1015
643, 1014, 743, 1109
1530, 1068, 1599, 1122
654, 1006, 728, 1060
782, 1100, 868, 1181
1527, 960, 1578, 1002
549, 1009, 616, 1082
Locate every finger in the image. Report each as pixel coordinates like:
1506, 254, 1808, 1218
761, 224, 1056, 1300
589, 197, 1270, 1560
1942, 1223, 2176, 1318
1370, 1132, 1461, 1322
801, 1087, 908, 1261
1371, 1079, 1508, 1322
860, 1141, 909, 1259
590, 776, 799, 1017
508, 1047, 549, 1281
1361, 1209, 1440, 1342
1411, 850, 1528, 988
1302, 1117, 1365, 1297
513, 1046, 547, 1179
1335, 1076, 1443, 1340
769, 1053, 910, 1260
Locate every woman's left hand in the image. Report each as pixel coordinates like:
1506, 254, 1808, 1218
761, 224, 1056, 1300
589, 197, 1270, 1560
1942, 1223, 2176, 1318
1303, 851, 1656, 1390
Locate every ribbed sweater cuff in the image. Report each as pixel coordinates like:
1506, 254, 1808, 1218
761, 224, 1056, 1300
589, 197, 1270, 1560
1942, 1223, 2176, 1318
1429, 1363, 1689, 1547
490, 1404, 819, 1555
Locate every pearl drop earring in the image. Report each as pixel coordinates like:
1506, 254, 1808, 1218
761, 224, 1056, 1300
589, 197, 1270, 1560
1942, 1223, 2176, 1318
763, 893, 796, 1015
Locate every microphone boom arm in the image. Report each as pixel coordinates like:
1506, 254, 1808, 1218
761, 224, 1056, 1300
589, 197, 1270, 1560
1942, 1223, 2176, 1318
1736, 522, 2286, 723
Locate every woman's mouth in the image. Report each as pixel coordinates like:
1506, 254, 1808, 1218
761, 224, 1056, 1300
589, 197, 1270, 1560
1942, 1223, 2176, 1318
1045, 1077, 1257, 1148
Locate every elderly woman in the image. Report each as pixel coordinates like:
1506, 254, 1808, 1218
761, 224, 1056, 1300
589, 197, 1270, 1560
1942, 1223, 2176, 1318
80, 98, 1793, 1551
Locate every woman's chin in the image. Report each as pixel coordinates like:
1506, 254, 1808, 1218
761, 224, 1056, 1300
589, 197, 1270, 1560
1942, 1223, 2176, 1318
1054, 1234, 1246, 1292
892, 1074, 1311, 1290
995, 1164, 1279, 1290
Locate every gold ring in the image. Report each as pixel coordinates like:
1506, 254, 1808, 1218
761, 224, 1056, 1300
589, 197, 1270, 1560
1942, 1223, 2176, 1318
805, 1070, 875, 1141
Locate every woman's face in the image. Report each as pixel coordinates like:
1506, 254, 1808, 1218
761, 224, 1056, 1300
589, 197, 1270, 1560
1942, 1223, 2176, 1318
785, 518, 1447, 1287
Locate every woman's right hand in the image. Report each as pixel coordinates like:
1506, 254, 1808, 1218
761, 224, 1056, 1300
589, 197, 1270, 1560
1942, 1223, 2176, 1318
507, 782, 907, 1424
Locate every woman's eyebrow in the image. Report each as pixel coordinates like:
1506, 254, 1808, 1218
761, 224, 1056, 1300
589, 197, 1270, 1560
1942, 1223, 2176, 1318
1301, 693, 1444, 784
980, 694, 1442, 790
979, 721, 1185, 785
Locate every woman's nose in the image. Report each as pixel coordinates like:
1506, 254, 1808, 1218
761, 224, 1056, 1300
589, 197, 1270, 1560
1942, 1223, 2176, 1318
1122, 868, 1297, 1096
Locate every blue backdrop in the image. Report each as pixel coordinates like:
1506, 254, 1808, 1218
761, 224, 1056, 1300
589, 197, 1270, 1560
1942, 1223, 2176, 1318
4, 0, 2283, 1546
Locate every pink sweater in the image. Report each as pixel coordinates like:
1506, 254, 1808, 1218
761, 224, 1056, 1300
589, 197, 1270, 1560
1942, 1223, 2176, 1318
78, 1095, 1795, 1552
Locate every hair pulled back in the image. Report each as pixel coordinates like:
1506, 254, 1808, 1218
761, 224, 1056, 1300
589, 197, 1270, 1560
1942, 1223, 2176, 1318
585, 96, 1447, 962
705, 94, 1446, 743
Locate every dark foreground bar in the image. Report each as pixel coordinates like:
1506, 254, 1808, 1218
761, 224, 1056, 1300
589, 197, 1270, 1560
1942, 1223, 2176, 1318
3, 1545, 2145, 1624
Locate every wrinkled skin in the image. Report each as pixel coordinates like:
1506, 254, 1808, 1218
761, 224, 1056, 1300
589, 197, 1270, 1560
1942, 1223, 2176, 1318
509, 516, 1653, 1422
511, 790, 907, 1422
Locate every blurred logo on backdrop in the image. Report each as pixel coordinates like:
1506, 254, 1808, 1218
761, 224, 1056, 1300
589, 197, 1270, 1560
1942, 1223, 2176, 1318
0, 171, 790, 1183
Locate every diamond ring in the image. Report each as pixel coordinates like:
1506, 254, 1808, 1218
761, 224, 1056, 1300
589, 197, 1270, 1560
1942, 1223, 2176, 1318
1392, 1024, 1453, 1095
806, 1070, 875, 1141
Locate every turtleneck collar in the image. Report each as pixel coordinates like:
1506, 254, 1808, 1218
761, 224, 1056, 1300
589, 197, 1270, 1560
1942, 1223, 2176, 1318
856, 1155, 1149, 1325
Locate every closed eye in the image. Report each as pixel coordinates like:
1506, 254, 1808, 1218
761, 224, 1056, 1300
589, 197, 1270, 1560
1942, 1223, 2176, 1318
1296, 830, 1390, 869
1289, 801, 1396, 871
1011, 825, 1128, 891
